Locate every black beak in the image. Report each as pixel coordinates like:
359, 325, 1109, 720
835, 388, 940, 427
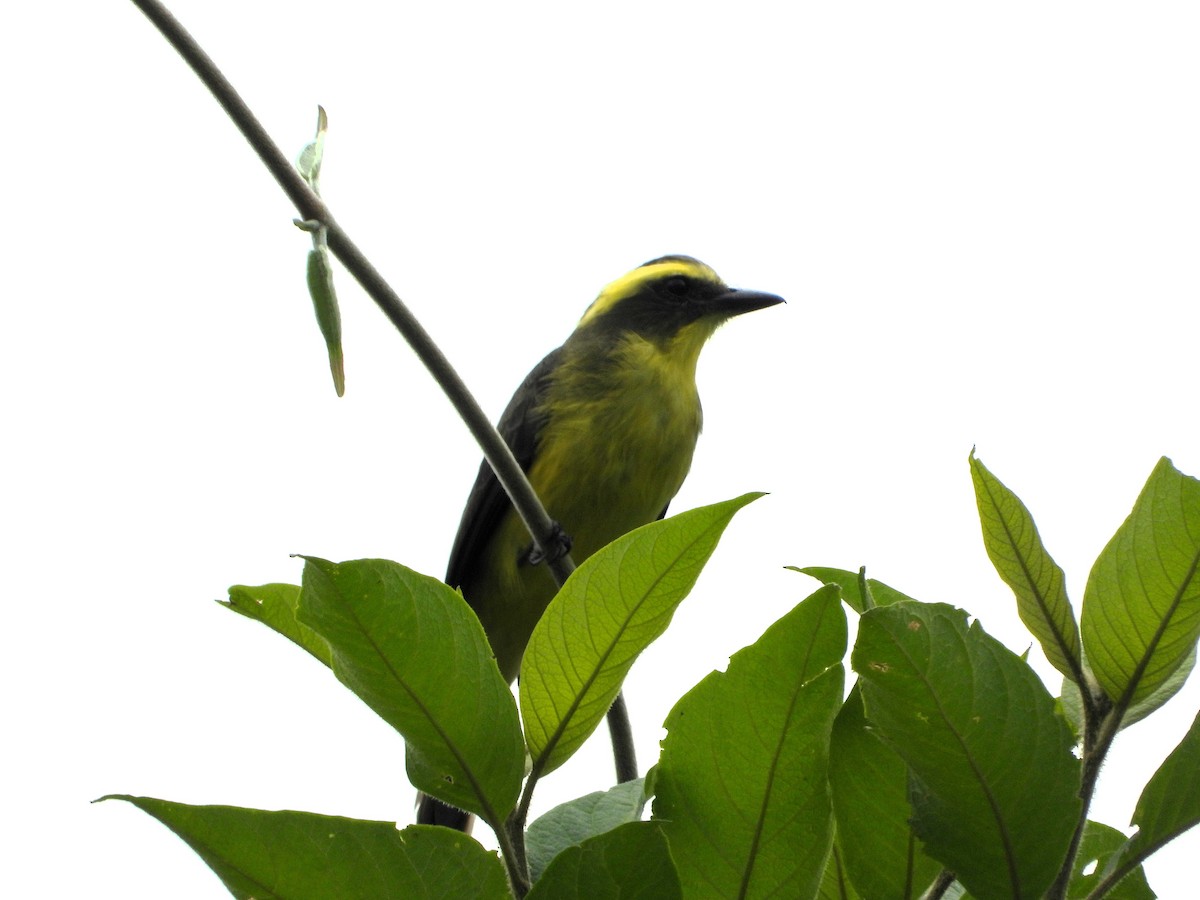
711, 288, 786, 318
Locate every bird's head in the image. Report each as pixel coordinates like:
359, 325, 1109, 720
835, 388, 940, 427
573, 255, 784, 362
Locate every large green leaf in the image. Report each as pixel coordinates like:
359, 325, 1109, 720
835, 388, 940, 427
297, 557, 523, 827
521, 493, 761, 775
969, 452, 1082, 683
853, 602, 1080, 899
221, 582, 332, 667
1099, 710, 1200, 894
526, 780, 646, 884
829, 684, 942, 899
526, 821, 680, 900
98, 796, 509, 899
1080, 457, 1200, 708
654, 585, 845, 898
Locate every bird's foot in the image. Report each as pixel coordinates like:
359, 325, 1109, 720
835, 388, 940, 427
524, 522, 573, 566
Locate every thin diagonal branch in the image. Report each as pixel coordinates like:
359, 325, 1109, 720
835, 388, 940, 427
128, 0, 637, 856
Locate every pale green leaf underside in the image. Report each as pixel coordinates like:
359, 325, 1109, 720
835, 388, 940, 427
1081, 457, 1200, 707
521, 493, 762, 775
969, 452, 1082, 683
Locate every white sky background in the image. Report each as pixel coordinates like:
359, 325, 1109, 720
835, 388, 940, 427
4, 2, 1198, 896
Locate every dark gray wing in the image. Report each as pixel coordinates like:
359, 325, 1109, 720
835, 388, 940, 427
444, 347, 564, 588
415, 792, 474, 831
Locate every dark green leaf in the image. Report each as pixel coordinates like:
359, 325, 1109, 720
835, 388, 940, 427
969, 451, 1082, 683
297, 557, 523, 827
1081, 457, 1200, 707
829, 684, 941, 899
853, 602, 1081, 899
654, 585, 845, 899
1099, 710, 1200, 893
526, 780, 646, 883
794, 566, 917, 613
521, 493, 761, 775
527, 821, 679, 900
1069, 821, 1154, 900
97, 796, 509, 899
221, 582, 331, 667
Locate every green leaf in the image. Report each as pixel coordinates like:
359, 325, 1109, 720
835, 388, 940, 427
817, 846, 864, 900
969, 451, 1082, 683
306, 243, 344, 397
794, 566, 917, 613
526, 780, 646, 884
1069, 821, 1154, 900
526, 821, 680, 900
521, 493, 761, 775
852, 602, 1081, 899
1100, 710, 1200, 893
97, 796, 509, 899
654, 585, 845, 899
1081, 457, 1200, 708
295, 105, 327, 192
829, 684, 942, 899
296, 557, 523, 827
221, 582, 331, 667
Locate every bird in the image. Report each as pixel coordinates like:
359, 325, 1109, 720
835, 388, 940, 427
417, 255, 783, 829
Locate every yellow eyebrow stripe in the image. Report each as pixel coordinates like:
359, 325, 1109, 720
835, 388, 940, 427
578, 257, 723, 326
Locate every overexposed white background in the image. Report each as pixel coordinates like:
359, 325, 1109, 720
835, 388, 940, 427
4, 2, 1198, 896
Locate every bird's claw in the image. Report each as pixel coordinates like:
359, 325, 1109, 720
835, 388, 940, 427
524, 522, 573, 566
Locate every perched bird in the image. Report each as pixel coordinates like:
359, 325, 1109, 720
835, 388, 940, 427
418, 255, 783, 829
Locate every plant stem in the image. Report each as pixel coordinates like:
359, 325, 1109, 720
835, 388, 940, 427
1046, 682, 1119, 900
494, 815, 531, 897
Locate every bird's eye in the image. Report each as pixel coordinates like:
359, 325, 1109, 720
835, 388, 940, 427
662, 275, 690, 296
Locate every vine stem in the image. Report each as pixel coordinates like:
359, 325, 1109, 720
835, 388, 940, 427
128, 0, 637, 875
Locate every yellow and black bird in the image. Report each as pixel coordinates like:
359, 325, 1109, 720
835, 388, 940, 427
418, 255, 783, 829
